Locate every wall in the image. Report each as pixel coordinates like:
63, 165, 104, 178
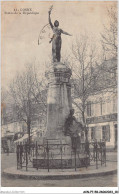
88, 121, 117, 148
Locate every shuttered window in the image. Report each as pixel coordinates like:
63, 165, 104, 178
102, 125, 110, 142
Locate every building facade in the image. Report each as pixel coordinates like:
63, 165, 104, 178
86, 88, 117, 149
1, 94, 47, 150
73, 57, 117, 149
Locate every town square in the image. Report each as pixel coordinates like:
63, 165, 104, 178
1, 1, 118, 190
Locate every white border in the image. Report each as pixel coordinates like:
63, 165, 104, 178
0, 0, 118, 1
0, 0, 118, 193
1, 187, 119, 193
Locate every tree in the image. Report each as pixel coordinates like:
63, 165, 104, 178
101, 4, 117, 60
71, 35, 100, 141
1, 87, 8, 125
9, 65, 47, 144
100, 5, 117, 93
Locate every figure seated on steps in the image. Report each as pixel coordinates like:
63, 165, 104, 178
64, 109, 84, 148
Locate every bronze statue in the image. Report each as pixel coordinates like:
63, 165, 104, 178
64, 109, 83, 136
64, 109, 84, 149
48, 6, 72, 63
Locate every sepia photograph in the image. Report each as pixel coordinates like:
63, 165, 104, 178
1, 0, 118, 190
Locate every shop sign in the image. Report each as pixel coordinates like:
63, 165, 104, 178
86, 113, 117, 124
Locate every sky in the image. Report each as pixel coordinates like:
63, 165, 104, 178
1, 1, 117, 88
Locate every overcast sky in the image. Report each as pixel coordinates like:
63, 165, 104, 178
1, 1, 116, 88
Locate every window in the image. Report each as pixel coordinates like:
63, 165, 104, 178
102, 101, 107, 115
113, 97, 117, 113
91, 127, 96, 140
102, 125, 110, 142
87, 101, 92, 116
99, 98, 105, 115
100, 100, 103, 115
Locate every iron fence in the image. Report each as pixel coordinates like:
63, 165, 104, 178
16, 139, 106, 172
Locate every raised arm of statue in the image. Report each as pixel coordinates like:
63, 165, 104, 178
48, 10, 53, 29
62, 30, 72, 36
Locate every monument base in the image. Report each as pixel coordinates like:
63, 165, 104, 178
33, 155, 90, 169
46, 62, 72, 135
33, 135, 90, 170
38, 62, 90, 170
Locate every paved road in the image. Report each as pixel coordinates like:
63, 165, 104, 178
1, 153, 118, 187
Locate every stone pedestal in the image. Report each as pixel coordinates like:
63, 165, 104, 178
45, 62, 72, 141
33, 63, 90, 169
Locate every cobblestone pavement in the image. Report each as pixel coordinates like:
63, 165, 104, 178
1, 153, 118, 187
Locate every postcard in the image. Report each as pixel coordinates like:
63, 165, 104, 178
1, 1, 118, 193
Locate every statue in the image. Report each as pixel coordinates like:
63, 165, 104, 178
64, 109, 83, 136
48, 6, 72, 63
64, 109, 84, 149
64, 109, 76, 136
